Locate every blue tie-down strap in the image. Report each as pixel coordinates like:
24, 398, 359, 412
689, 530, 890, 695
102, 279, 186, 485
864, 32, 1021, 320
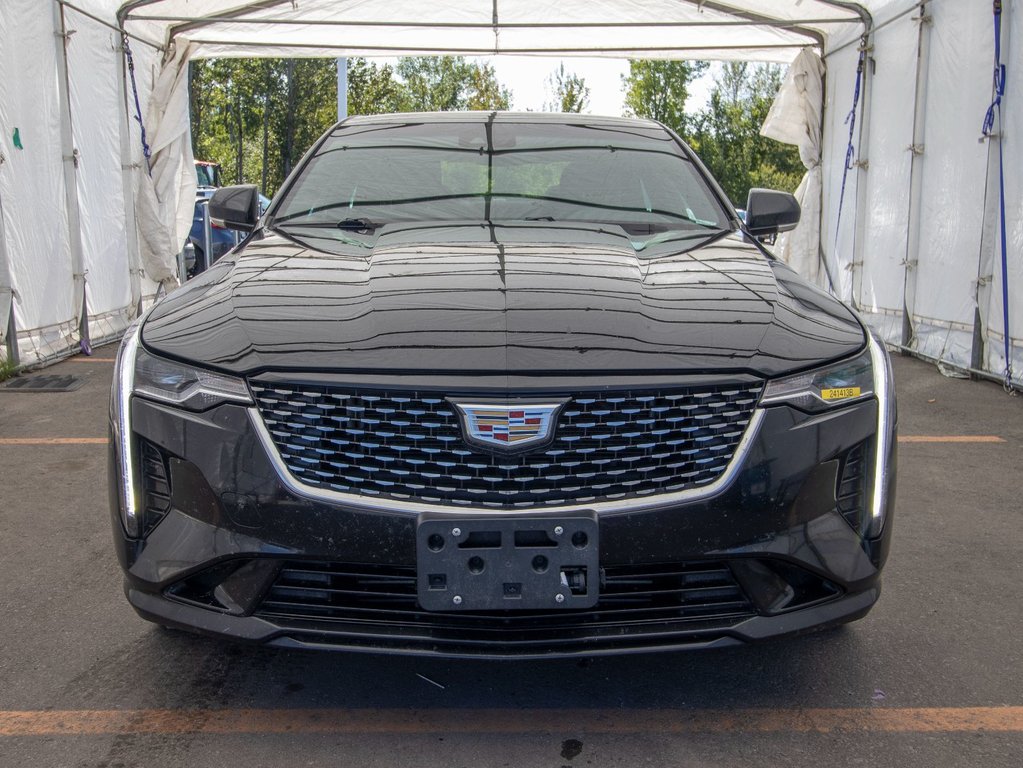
834, 47, 865, 254
981, 1, 1014, 393
122, 34, 152, 177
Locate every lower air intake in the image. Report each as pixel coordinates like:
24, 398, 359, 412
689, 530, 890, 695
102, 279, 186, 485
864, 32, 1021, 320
254, 560, 757, 655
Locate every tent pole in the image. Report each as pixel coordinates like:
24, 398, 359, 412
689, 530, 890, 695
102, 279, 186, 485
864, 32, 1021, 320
337, 57, 348, 120
53, 1, 91, 354
847, 32, 872, 310
900, 2, 933, 350
116, 37, 145, 317
818, 3, 873, 308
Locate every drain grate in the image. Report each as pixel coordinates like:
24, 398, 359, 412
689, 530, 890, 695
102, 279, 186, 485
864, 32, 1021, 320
1, 374, 84, 393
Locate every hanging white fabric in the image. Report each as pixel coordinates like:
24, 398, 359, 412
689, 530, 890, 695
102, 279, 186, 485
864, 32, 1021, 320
134, 36, 197, 290
760, 48, 826, 289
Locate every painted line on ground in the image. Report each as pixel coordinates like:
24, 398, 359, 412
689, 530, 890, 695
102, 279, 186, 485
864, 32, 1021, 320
68, 357, 116, 362
1, 707, 1023, 736
0, 438, 109, 445
898, 435, 1005, 443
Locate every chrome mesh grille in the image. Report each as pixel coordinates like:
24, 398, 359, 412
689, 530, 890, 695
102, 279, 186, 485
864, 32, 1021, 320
250, 381, 762, 508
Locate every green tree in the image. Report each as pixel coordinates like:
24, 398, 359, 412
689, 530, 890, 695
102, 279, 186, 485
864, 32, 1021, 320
688, 62, 803, 206
464, 62, 512, 110
189, 56, 515, 197
188, 59, 276, 188
396, 56, 510, 111
275, 59, 337, 179
545, 63, 589, 113
622, 59, 709, 134
347, 58, 406, 116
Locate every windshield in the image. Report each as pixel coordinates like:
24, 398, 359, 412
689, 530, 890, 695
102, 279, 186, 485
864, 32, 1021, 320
271, 119, 729, 240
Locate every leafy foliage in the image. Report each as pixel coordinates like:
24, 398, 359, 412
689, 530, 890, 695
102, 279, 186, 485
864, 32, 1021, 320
622, 60, 802, 206
396, 57, 510, 111
622, 60, 709, 134
189, 55, 801, 209
545, 64, 589, 113
0, 352, 16, 382
347, 58, 407, 116
189, 56, 511, 197
687, 63, 804, 206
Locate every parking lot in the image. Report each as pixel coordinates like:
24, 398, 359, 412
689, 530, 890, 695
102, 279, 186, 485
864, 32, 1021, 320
0, 347, 1020, 767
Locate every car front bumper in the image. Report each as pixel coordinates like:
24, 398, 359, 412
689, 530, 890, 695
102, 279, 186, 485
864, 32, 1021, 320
109, 390, 895, 658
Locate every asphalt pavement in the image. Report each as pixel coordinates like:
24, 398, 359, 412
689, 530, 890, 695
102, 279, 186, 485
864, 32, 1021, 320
0, 346, 1020, 767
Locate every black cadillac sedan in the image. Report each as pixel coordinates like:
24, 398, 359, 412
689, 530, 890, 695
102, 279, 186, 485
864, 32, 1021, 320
109, 112, 896, 657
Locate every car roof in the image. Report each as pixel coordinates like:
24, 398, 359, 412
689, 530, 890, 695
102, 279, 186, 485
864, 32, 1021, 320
339, 111, 663, 130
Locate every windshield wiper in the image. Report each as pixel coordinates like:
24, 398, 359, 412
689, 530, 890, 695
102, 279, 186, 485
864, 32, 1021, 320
632, 227, 732, 252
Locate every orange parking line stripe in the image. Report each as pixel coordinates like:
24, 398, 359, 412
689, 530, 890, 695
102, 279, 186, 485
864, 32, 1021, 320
2, 707, 1023, 736
898, 435, 1005, 443
0, 438, 108, 445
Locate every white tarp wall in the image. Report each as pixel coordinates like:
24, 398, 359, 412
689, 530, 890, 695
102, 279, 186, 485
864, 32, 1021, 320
821, 0, 1022, 387
0, 0, 1019, 388
0, 1, 77, 363
0, 0, 160, 365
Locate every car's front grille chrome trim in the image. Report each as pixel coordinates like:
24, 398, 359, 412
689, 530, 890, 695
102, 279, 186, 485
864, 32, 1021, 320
249, 382, 763, 510
249, 405, 765, 517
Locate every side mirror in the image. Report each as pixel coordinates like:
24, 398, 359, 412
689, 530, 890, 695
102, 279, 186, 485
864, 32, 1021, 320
208, 185, 261, 232
745, 188, 800, 238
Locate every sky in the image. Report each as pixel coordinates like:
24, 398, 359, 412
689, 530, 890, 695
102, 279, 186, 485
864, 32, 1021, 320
487, 56, 716, 116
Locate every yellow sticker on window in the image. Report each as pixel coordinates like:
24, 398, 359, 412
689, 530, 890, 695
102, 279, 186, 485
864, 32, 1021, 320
821, 387, 862, 401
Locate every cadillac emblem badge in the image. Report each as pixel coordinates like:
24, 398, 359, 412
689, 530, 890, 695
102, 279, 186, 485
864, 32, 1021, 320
448, 400, 567, 451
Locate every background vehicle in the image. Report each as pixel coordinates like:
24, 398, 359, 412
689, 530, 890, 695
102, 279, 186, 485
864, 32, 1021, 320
194, 160, 222, 188
184, 162, 269, 277
184, 188, 240, 277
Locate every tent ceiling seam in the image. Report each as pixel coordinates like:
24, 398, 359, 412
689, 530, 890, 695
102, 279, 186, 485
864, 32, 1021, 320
676, 0, 826, 48
121, 0, 881, 54
816, 0, 872, 29
164, 0, 298, 41
117, 0, 166, 27
181, 41, 819, 55
123, 16, 867, 30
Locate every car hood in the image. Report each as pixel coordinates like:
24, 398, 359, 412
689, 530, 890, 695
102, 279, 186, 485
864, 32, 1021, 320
141, 221, 864, 379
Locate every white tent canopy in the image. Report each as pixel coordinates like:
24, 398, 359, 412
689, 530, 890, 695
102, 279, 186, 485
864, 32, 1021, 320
0, 0, 1019, 389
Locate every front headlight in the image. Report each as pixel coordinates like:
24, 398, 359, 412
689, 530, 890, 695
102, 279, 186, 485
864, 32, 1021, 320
760, 346, 874, 412
111, 321, 252, 538
866, 329, 895, 538
112, 319, 142, 537
134, 347, 251, 411
761, 332, 895, 539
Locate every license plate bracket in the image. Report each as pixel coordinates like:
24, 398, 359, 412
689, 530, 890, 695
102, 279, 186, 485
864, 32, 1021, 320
416, 515, 599, 611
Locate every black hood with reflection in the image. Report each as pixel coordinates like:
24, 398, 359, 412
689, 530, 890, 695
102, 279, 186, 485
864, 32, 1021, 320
141, 222, 864, 379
